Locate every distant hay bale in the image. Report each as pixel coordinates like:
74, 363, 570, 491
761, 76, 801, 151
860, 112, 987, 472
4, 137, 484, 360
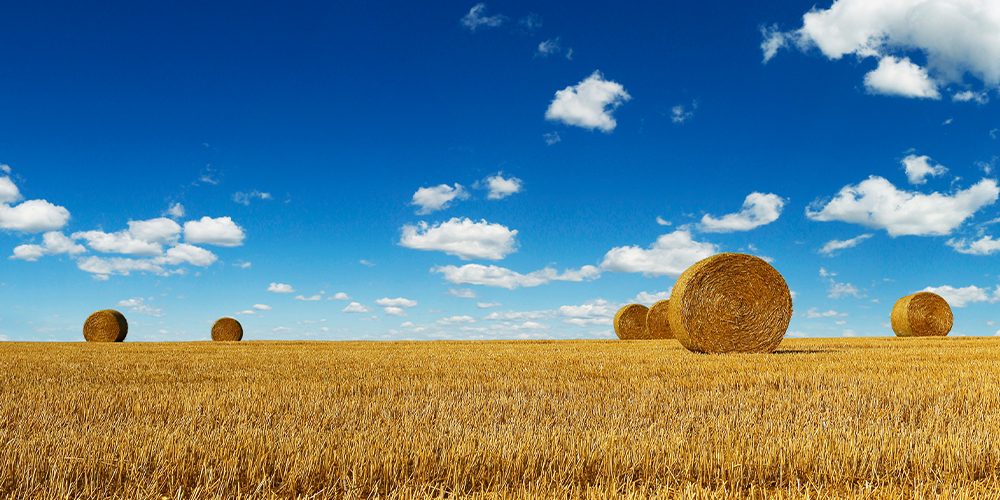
614, 304, 649, 340
645, 300, 673, 339
83, 310, 128, 342
667, 253, 792, 354
211, 317, 244, 341
891, 292, 953, 337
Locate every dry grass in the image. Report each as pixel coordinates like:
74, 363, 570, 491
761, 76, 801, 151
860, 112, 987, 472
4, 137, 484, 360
2, 338, 1000, 499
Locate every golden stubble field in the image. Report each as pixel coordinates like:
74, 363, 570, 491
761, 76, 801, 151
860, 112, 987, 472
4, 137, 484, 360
2, 338, 1000, 499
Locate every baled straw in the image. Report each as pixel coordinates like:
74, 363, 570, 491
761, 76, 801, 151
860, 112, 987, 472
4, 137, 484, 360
614, 304, 649, 340
211, 317, 244, 341
891, 292, 952, 337
645, 300, 673, 339
83, 309, 128, 342
667, 253, 792, 353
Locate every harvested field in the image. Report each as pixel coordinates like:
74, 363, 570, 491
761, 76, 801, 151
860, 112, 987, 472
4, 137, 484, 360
2, 338, 1000, 499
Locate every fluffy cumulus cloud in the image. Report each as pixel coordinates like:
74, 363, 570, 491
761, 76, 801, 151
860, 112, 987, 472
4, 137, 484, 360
557, 299, 616, 327
698, 192, 786, 233
268, 283, 295, 293
807, 177, 999, 236
902, 155, 948, 184
864, 56, 941, 98
461, 3, 504, 31
331, 292, 352, 300
820, 233, 873, 255
803, 308, 848, 318
763, 0, 1000, 97
920, 284, 1000, 307
947, 235, 1000, 255
342, 302, 371, 313
411, 184, 468, 214
253, 304, 272, 311
10, 232, 86, 261
0, 171, 71, 233
116, 297, 163, 317
448, 288, 478, 298
399, 218, 517, 260
478, 173, 523, 200
77, 256, 164, 277
72, 230, 164, 257
163, 243, 217, 266
633, 290, 672, 305
600, 230, 718, 277
433, 264, 600, 290
376, 297, 418, 308
184, 216, 245, 247
545, 71, 631, 132
165, 203, 185, 219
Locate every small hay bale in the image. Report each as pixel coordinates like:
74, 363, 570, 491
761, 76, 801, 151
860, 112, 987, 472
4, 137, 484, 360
211, 317, 244, 341
667, 253, 792, 354
645, 300, 673, 339
891, 292, 953, 337
83, 309, 128, 342
614, 304, 649, 340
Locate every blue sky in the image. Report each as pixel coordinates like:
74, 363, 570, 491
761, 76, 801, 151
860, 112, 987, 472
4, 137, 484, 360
1, 0, 999, 341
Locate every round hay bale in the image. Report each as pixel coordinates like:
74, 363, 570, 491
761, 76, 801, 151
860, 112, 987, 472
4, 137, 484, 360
614, 304, 649, 340
211, 317, 244, 341
83, 309, 128, 342
667, 253, 792, 354
891, 292, 952, 337
645, 300, 673, 339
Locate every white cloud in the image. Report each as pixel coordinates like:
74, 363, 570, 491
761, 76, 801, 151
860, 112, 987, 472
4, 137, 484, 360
184, 216, 245, 247
438, 315, 476, 325
10, 232, 86, 261
600, 230, 718, 277
268, 283, 295, 293
545, 71, 631, 132
92, 274, 109, 281
760, 23, 789, 63
165, 203, 185, 219
411, 184, 468, 214
461, 3, 504, 31
72, 229, 162, 256
359, 259, 375, 267
536, 38, 561, 57
920, 285, 1000, 307
819, 267, 835, 277
864, 56, 941, 99
0, 199, 71, 233
376, 297, 418, 308
902, 155, 948, 185
342, 302, 371, 313
399, 218, 517, 260
331, 292, 352, 300
947, 235, 1000, 255
253, 304, 272, 311
698, 192, 786, 233
0, 163, 9, 174
384, 307, 408, 317
234, 310, 255, 315
557, 299, 616, 326
656, 216, 672, 226
0, 176, 20, 204
477, 301, 502, 308
433, 263, 601, 290
483, 310, 551, 321
953, 90, 990, 104
116, 297, 164, 317
543, 132, 561, 145
765, 0, 1000, 96
77, 256, 164, 276
295, 295, 322, 301
671, 102, 695, 124
447, 288, 478, 299
803, 308, 848, 318
819, 234, 873, 255
273, 326, 293, 333
480, 173, 523, 200
633, 290, 672, 305
232, 190, 272, 205
163, 243, 216, 266
807, 177, 999, 237
829, 281, 863, 299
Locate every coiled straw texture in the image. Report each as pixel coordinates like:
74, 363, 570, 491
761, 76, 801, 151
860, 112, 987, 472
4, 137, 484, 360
891, 292, 952, 337
667, 253, 792, 354
211, 317, 244, 341
83, 309, 128, 342
614, 304, 649, 340
645, 300, 674, 339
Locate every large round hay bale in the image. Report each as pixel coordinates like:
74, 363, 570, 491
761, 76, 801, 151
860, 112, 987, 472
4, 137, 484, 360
211, 317, 244, 341
645, 299, 673, 339
891, 292, 952, 337
614, 304, 649, 340
83, 309, 128, 342
667, 253, 792, 353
